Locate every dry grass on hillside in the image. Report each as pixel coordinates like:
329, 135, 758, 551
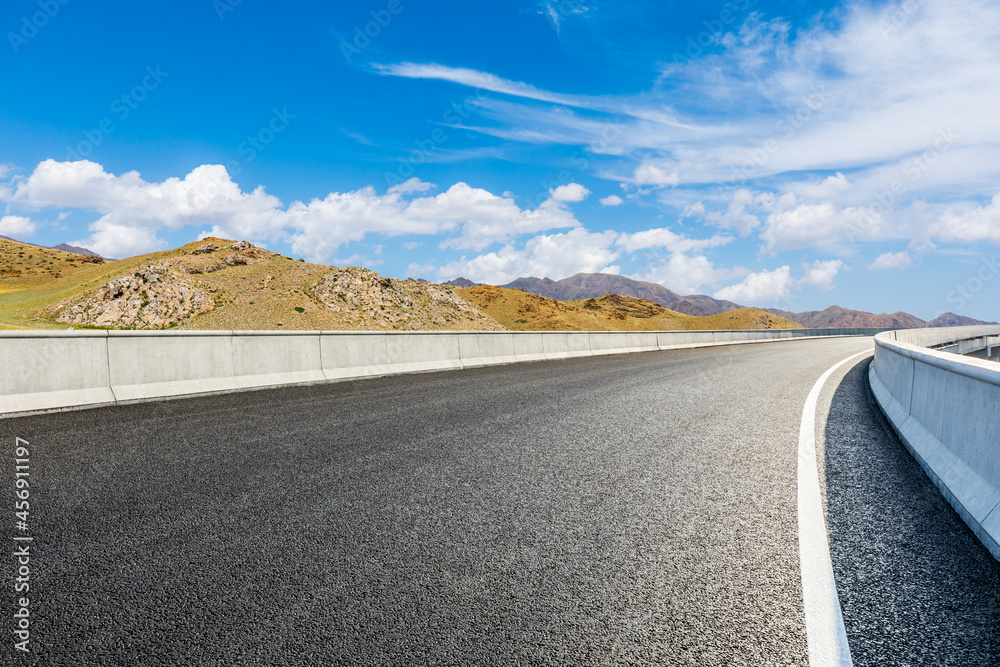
1, 236, 799, 332
454, 285, 804, 331
3, 237, 501, 331
0, 238, 118, 329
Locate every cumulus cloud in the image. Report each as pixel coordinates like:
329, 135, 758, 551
388, 177, 436, 195
687, 189, 762, 236
799, 259, 843, 290
687, 176, 891, 252
798, 173, 851, 202
635, 252, 746, 295
714, 266, 793, 302
616, 227, 731, 254
759, 199, 885, 252
377, 1, 1000, 217
13, 160, 285, 258
436, 228, 619, 284
549, 183, 590, 202
930, 191, 1000, 243
2, 159, 755, 297
600, 194, 623, 206
0, 215, 36, 238
633, 163, 679, 187
869, 250, 912, 270
5, 160, 595, 262
422, 183, 586, 251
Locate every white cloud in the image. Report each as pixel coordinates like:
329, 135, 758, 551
687, 176, 892, 251
380, 1, 1000, 207
760, 199, 885, 252
616, 227, 731, 254
437, 228, 619, 284
688, 188, 762, 236
930, 191, 1000, 243
421, 182, 586, 251
869, 250, 912, 270
13, 160, 285, 258
798, 173, 851, 202
633, 162, 679, 187
6, 160, 592, 262
799, 259, 843, 290
549, 183, 590, 202
285, 181, 587, 260
634, 252, 746, 295
374, 62, 588, 108
714, 266, 793, 302
0, 215, 36, 238
388, 178, 436, 195
600, 194, 624, 206
539, 1, 591, 35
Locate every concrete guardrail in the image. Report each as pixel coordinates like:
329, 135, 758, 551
870, 325, 1000, 560
0, 328, 882, 419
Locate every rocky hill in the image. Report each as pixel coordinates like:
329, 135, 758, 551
310, 266, 503, 330
493, 272, 744, 316
925, 312, 998, 327
5, 235, 995, 332
49, 261, 215, 329
455, 285, 803, 332
768, 306, 996, 329
4, 238, 502, 331
442, 277, 480, 288
461, 271, 1000, 327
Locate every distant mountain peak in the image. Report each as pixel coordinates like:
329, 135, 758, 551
0, 235, 108, 259
496, 272, 743, 316
765, 305, 924, 329
926, 312, 998, 327
442, 277, 480, 288
50, 243, 103, 258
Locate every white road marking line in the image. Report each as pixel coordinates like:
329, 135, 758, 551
798, 349, 870, 667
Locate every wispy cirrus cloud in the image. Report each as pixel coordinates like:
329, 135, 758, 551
373, 62, 595, 108
375, 0, 1000, 203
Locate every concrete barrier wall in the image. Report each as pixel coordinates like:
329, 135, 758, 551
385, 332, 463, 375
511, 332, 547, 363
870, 327, 1000, 560
0, 330, 114, 414
109, 331, 239, 403
589, 332, 629, 356
885, 325, 1000, 348
458, 332, 516, 368
1, 327, 880, 418
321, 332, 390, 380
232, 331, 325, 390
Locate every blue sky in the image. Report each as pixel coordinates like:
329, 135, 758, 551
2, 0, 999, 321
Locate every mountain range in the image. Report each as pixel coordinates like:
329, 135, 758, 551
0, 236, 800, 334
0, 235, 105, 258
445, 272, 996, 329
448, 273, 744, 317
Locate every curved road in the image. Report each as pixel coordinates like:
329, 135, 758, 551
3, 337, 998, 665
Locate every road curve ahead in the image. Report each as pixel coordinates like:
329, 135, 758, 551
3, 337, 998, 665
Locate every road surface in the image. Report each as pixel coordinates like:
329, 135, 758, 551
2, 337, 998, 665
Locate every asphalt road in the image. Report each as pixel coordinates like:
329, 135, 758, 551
2, 337, 998, 665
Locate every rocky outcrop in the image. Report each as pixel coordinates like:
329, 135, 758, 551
52, 263, 214, 329
183, 241, 266, 274
311, 266, 504, 330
